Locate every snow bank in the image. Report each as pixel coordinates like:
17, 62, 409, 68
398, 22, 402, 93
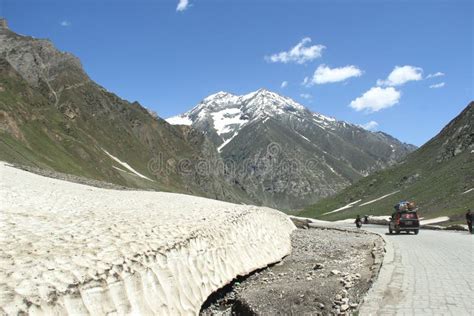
0, 162, 295, 315
420, 216, 450, 225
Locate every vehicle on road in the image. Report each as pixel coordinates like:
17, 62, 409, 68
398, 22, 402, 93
389, 210, 420, 234
389, 201, 420, 234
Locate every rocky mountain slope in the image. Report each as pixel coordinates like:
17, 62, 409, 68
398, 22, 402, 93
0, 20, 249, 202
299, 102, 474, 222
168, 89, 416, 210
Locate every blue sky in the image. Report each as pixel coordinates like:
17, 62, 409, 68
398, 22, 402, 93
2, 0, 473, 146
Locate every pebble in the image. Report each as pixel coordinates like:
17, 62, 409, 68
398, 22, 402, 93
331, 270, 341, 275
313, 263, 325, 270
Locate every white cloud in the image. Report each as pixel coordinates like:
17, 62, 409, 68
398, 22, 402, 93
350, 87, 401, 113
176, 0, 189, 11
429, 82, 445, 89
280, 81, 288, 88
300, 93, 312, 100
359, 121, 379, 131
60, 20, 71, 27
304, 64, 362, 85
265, 37, 325, 64
377, 65, 423, 87
426, 72, 445, 79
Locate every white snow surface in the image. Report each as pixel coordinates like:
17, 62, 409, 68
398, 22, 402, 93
211, 108, 248, 136
359, 191, 400, 207
420, 216, 450, 225
166, 115, 193, 126
322, 199, 362, 215
0, 162, 295, 315
461, 188, 473, 194
102, 148, 154, 181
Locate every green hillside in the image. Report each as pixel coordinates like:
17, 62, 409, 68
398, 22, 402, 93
298, 102, 474, 223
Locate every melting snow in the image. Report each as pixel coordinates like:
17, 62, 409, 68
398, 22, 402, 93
102, 149, 154, 181
322, 199, 362, 215
359, 190, 400, 206
295, 131, 311, 142
218, 132, 239, 152
166, 115, 193, 126
420, 216, 450, 225
326, 164, 337, 174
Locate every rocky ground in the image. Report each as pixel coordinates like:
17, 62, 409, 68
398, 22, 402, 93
200, 226, 384, 315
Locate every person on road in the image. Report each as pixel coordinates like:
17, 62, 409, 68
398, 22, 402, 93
355, 215, 362, 229
466, 209, 473, 234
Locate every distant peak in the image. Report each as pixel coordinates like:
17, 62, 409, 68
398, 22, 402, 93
203, 91, 235, 101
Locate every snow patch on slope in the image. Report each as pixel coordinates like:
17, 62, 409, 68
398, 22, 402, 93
211, 108, 248, 135
359, 190, 400, 207
102, 148, 154, 181
218, 132, 239, 152
0, 162, 295, 315
166, 115, 193, 126
323, 199, 362, 215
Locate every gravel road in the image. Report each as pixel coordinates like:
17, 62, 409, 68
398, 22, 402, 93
201, 226, 384, 315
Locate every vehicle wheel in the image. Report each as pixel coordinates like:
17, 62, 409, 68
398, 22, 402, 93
395, 229, 400, 234
389, 229, 392, 234
414, 230, 419, 235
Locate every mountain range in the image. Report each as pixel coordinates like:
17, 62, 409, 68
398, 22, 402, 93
0, 20, 419, 210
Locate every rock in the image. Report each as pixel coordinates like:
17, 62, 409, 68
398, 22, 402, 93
331, 270, 341, 275
350, 303, 358, 308
290, 217, 310, 229
313, 263, 325, 270
335, 294, 342, 301
341, 289, 348, 297
306, 276, 313, 281
445, 224, 468, 231
341, 304, 349, 311
317, 302, 325, 309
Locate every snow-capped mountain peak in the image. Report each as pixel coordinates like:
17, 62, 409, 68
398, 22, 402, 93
166, 89, 341, 151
